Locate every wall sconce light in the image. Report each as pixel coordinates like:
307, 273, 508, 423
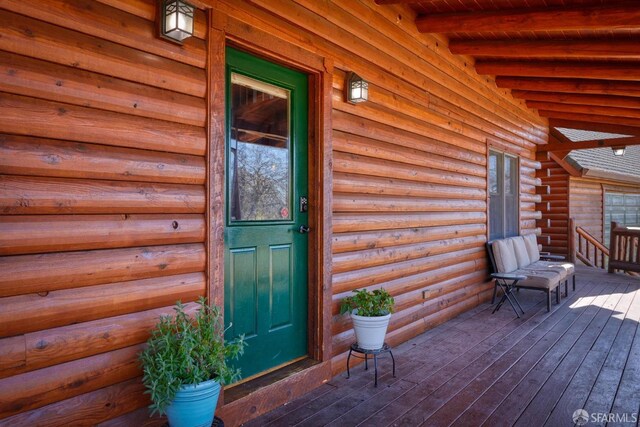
159, 0, 195, 44
612, 146, 626, 156
346, 72, 368, 104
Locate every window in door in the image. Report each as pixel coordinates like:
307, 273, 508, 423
229, 73, 291, 222
489, 150, 519, 240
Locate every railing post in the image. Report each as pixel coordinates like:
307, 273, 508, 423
608, 221, 617, 274
568, 217, 576, 264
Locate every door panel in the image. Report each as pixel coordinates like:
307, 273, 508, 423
224, 47, 308, 380
228, 247, 258, 339
269, 244, 293, 330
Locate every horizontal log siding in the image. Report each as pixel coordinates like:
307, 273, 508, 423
0, 0, 207, 424
570, 178, 604, 264
249, 0, 544, 361
539, 158, 570, 256
0, 0, 547, 425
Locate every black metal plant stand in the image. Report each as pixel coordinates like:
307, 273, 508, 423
346, 343, 395, 387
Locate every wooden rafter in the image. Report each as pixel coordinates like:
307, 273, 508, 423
373, 1, 640, 134
539, 110, 640, 128
511, 92, 640, 110
549, 127, 573, 145
476, 61, 640, 81
449, 39, 640, 59
549, 152, 581, 176
495, 77, 640, 97
374, 0, 420, 4
549, 119, 640, 137
415, 4, 640, 33
527, 101, 640, 120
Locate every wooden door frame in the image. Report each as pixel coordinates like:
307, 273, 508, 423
207, 8, 333, 375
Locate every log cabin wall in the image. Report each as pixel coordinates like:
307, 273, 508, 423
0, 0, 547, 425
569, 178, 640, 252
0, 0, 209, 424
538, 155, 639, 264
212, 0, 545, 381
538, 157, 570, 257
569, 179, 604, 253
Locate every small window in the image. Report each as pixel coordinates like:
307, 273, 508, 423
604, 192, 640, 244
489, 150, 519, 240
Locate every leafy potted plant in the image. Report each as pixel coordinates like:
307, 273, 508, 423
340, 288, 395, 350
140, 297, 246, 427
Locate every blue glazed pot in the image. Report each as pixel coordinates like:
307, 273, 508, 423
165, 379, 221, 427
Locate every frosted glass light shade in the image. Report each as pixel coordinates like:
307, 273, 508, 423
612, 146, 626, 156
160, 0, 194, 43
346, 72, 368, 104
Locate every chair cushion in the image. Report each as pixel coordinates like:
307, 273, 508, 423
511, 237, 531, 269
513, 268, 561, 290
521, 266, 566, 282
492, 239, 518, 273
523, 234, 541, 263
533, 260, 575, 276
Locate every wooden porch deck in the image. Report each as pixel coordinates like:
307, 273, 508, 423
245, 266, 640, 427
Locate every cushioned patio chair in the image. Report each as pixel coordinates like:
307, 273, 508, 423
487, 234, 575, 313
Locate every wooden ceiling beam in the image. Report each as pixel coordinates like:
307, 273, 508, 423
496, 77, 640, 97
549, 127, 573, 145
527, 101, 640, 120
543, 135, 640, 152
449, 39, 640, 59
374, 0, 418, 4
549, 119, 640, 137
548, 152, 581, 176
512, 91, 640, 110
539, 110, 640, 128
415, 4, 640, 33
476, 61, 640, 81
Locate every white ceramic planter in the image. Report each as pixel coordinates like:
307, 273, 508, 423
351, 312, 391, 350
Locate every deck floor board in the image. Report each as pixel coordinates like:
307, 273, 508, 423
515, 283, 631, 427
247, 267, 640, 427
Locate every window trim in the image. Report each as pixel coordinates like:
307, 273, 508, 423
488, 149, 520, 240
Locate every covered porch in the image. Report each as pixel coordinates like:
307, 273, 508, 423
247, 266, 640, 426
2, 0, 640, 425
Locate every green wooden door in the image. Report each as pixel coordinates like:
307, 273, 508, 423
224, 47, 308, 381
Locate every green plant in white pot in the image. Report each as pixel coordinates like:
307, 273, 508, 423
140, 297, 246, 427
340, 288, 395, 350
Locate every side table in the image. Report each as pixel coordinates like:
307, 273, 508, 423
346, 343, 395, 387
491, 272, 527, 318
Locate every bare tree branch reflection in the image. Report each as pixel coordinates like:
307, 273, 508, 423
233, 141, 289, 221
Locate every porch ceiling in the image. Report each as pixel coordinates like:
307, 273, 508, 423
375, 0, 640, 152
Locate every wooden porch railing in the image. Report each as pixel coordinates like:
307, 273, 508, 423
572, 220, 609, 269
568, 218, 640, 276
608, 221, 640, 275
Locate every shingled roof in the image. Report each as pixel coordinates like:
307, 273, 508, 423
566, 145, 640, 184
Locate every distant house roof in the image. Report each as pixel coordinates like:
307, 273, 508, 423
556, 127, 632, 143
566, 145, 640, 184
